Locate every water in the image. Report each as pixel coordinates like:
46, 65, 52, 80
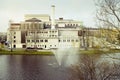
52, 47, 79, 67
100, 53, 120, 64
0, 52, 119, 80
0, 55, 70, 80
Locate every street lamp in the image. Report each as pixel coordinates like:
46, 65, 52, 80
9, 20, 13, 52
10, 30, 13, 52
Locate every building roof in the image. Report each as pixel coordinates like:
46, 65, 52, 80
25, 18, 42, 22
11, 23, 21, 26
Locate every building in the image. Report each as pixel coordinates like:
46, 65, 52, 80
7, 6, 83, 49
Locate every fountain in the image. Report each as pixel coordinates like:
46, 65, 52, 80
50, 5, 80, 67
52, 47, 79, 67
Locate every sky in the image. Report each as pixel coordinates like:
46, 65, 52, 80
0, 0, 96, 32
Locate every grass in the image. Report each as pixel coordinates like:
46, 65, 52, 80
0, 49, 54, 55
79, 49, 120, 55
0, 48, 120, 55
80, 49, 104, 54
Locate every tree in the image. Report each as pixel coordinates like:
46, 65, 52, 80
95, 0, 120, 44
70, 54, 120, 80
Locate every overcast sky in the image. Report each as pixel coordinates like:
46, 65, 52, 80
0, 0, 96, 32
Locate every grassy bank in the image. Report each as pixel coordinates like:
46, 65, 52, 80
0, 49, 54, 55
80, 49, 120, 54
0, 48, 120, 55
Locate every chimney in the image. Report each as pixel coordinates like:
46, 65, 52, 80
51, 5, 55, 29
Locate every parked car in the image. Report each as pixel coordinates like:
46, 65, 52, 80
26, 47, 35, 49
37, 47, 43, 50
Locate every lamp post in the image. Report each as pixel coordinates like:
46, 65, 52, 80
9, 20, 13, 52
82, 27, 88, 50
10, 30, 13, 52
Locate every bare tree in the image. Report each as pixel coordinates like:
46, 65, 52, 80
70, 54, 120, 80
95, 0, 120, 44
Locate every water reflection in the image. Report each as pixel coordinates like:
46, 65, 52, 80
0, 56, 9, 80
0, 53, 119, 80
0, 55, 70, 80
100, 53, 120, 64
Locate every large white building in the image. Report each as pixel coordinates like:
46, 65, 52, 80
7, 6, 83, 49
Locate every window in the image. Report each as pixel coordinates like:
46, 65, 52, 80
59, 40, 61, 42
44, 32, 48, 33
52, 31, 54, 33
27, 40, 30, 42
32, 40, 35, 42
71, 40, 74, 42
40, 40, 43, 42
22, 45, 26, 48
39, 24, 41, 29
36, 40, 39, 42
63, 40, 66, 42
14, 32, 16, 34
14, 36, 16, 38
76, 40, 79, 42
45, 40, 48, 42
67, 40, 70, 42
55, 35, 57, 37
37, 32, 40, 34
27, 24, 29, 29
13, 45, 16, 48
14, 40, 16, 43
